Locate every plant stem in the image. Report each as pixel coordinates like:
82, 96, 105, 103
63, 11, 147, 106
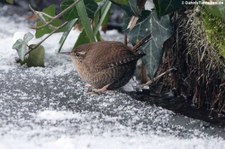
143, 67, 176, 86
33, 0, 81, 29
25, 21, 68, 56
29, 5, 57, 30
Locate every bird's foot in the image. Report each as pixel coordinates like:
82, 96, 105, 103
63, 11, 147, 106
86, 84, 111, 94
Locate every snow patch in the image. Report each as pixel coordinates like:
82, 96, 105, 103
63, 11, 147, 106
37, 110, 82, 120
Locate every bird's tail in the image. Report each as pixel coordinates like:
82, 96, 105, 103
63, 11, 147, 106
132, 34, 151, 52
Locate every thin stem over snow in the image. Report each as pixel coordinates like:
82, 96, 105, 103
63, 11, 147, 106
31, 0, 81, 29
25, 21, 68, 56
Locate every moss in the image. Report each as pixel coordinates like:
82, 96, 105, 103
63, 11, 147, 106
201, 9, 225, 58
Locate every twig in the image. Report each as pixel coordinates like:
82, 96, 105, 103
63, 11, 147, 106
32, 0, 81, 29
143, 67, 176, 87
25, 21, 68, 56
29, 5, 57, 30
127, 16, 139, 30
39, 12, 54, 19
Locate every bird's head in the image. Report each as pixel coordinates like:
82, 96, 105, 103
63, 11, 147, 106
70, 45, 91, 64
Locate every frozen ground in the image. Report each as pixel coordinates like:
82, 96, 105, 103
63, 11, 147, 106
0, 5, 225, 149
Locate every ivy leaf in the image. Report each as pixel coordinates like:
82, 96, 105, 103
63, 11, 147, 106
126, 11, 151, 43
74, 29, 90, 48
35, 5, 63, 38
12, 33, 45, 67
127, 10, 173, 79
61, 0, 98, 21
128, 0, 139, 16
6, 0, 13, 4
12, 39, 27, 62
85, 0, 98, 18
110, 0, 128, 5
58, 18, 78, 52
145, 10, 173, 78
23, 32, 34, 43
12, 32, 34, 62
153, 0, 183, 18
27, 44, 45, 67
61, 0, 79, 20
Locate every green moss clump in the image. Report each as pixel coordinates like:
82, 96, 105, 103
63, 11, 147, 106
201, 9, 225, 58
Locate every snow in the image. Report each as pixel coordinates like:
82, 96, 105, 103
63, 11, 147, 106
0, 134, 224, 149
0, 6, 225, 149
37, 110, 82, 120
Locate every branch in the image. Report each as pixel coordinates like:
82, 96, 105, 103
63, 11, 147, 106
29, 5, 57, 30
143, 67, 176, 87
25, 21, 68, 56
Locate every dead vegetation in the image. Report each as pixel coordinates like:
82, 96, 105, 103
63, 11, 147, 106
156, 6, 225, 119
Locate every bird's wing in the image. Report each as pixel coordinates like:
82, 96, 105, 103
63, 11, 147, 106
84, 41, 144, 73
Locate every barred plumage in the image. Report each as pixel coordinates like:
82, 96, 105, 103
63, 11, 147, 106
70, 41, 145, 90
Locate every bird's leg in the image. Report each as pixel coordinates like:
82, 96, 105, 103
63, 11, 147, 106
87, 84, 111, 94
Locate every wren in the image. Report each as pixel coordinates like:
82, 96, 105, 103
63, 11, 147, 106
70, 35, 151, 93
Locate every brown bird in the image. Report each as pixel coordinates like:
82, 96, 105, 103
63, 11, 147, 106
70, 35, 151, 93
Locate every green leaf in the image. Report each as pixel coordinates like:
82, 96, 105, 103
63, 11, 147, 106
61, 0, 78, 20
35, 22, 51, 38
58, 19, 78, 52
74, 30, 90, 48
85, 0, 98, 18
35, 5, 63, 38
145, 10, 173, 78
93, 0, 112, 35
12, 39, 27, 62
23, 32, 34, 43
61, 0, 98, 21
43, 4, 55, 16
76, 0, 96, 42
27, 44, 45, 67
61, 0, 79, 20
6, 0, 13, 4
128, 0, 139, 16
128, 10, 173, 79
126, 11, 151, 43
110, 0, 128, 5
153, 0, 183, 18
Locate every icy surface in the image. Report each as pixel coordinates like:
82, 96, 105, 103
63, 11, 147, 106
0, 6, 225, 149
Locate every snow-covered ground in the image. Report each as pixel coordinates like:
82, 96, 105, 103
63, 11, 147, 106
0, 5, 225, 149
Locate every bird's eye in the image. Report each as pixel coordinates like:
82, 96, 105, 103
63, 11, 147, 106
75, 53, 80, 57
74, 51, 86, 60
